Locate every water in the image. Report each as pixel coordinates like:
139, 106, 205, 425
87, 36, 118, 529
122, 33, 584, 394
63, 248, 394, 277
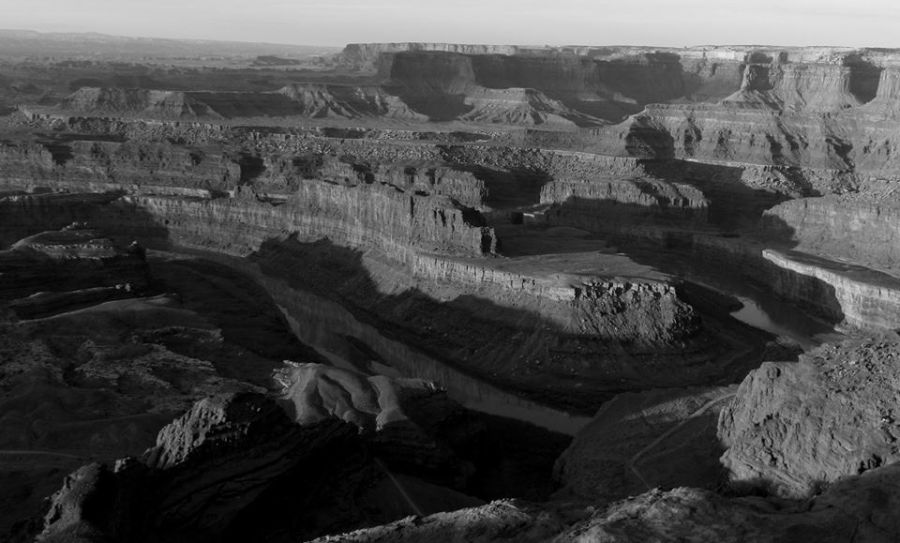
174, 246, 831, 438
625, 247, 839, 347
730, 296, 814, 348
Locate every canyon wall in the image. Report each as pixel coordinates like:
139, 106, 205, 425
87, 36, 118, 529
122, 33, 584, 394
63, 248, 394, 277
540, 177, 709, 230
763, 249, 900, 330
0, 184, 496, 259
763, 194, 900, 272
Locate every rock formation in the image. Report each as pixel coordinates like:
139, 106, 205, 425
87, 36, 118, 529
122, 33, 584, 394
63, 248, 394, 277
7, 35, 900, 542
307, 464, 900, 542
35, 392, 365, 542
719, 336, 900, 498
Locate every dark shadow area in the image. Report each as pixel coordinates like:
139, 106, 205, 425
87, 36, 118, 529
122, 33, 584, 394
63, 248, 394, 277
35, 138, 73, 165
644, 160, 792, 229
606, 213, 846, 334
319, 126, 369, 139
631, 398, 729, 495
188, 91, 300, 118
248, 236, 765, 415
748, 52, 774, 64
624, 118, 676, 159
556, 386, 733, 504
599, 53, 687, 105
148, 256, 327, 385
0, 191, 169, 249
845, 53, 882, 104
235, 152, 265, 183
741, 64, 774, 92
385, 85, 473, 121
544, 195, 708, 232
468, 52, 690, 123
461, 165, 550, 208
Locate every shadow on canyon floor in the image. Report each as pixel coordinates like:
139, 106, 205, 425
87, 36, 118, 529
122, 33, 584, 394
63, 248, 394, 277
613, 213, 846, 335
246, 235, 770, 415
0, 191, 170, 249
148, 256, 327, 387
465, 165, 551, 209
543, 196, 708, 234
155, 258, 573, 506
644, 160, 798, 230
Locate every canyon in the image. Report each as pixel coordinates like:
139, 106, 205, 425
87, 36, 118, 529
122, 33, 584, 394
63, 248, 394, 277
2, 34, 900, 542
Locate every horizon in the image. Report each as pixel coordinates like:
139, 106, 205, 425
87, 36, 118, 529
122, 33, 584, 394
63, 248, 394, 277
0, 27, 889, 52
1, 0, 898, 49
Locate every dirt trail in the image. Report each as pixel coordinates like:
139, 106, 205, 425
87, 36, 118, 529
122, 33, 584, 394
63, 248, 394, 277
628, 392, 736, 490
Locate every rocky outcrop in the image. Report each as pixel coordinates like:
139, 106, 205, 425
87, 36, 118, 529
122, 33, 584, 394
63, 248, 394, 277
274, 362, 472, 479
555, 465, 900, 542
35, 390, 491, 543
306, 463, 900, 542
306, 500, 565, 543
718, 337, 900, 498
275, 361, 438, 430
36, 393, 364, 543
278, 83, 427, 120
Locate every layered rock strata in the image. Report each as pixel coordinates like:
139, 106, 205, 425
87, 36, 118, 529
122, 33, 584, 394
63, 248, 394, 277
763, 192, 900, 272
763, 249, 900, 330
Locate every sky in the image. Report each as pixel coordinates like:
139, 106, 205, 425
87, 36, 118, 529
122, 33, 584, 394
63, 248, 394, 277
1, 0, 898, 48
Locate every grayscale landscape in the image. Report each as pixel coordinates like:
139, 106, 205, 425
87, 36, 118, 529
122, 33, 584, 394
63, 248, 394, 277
1, 13, 900, 542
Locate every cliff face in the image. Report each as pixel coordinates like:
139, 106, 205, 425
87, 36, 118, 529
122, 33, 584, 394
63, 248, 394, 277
763, 194, 900, 272
540, 176, 709, 231
762, 249, 900, 330
411, 254, 699, 344
377, 49, 742, 123
529, 52, 893, 190
122, 180, 495, 259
